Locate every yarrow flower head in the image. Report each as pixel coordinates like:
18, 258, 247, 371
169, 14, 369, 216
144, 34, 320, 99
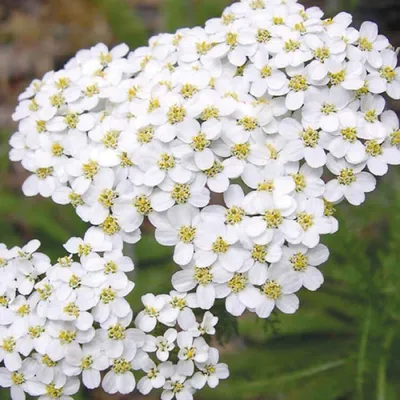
5, 0, 400, 397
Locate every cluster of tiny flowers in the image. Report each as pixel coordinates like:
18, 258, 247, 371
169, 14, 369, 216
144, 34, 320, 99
6, 0, 400, 396
0, 238, 227, 399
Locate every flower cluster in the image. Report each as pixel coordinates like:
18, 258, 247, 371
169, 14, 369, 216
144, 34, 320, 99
0, 239, 227, 400
5, 0, 400, 397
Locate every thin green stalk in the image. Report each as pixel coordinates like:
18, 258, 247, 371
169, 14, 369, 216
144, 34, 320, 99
357, 303, 372, 400
377, 327, 395, 400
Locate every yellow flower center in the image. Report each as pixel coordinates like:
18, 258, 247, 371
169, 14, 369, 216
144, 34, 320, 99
100, 288, 116, 304
231, 142, 250, 160
256, 28, 271, 43
80, 355, 93, 370
290, 252, 309, 271
251, 244, 267, 263
226, 206, 245, 225
263, 210, 283, 228
212, 236, 229, 254
78, 243, 92, 257
50, 94, 65, 108
179, 226, 196, 243
365, 139, 383, 157
226, 32, 238, 48
359, 37, 373, 52
167, 105, 186, 124
11, 372, 25, 385
390, 130, 400, 146
313, 47, 330, 62
301, 128, 320, 147
98, 189, 118, 208
58, 330, 76, 345
68, 192, 84, 208
380, 66, 396, 82
42, 354, 57, 367
82, 160, 99, 180
341, 127, 357, 143
338, 168, 356, 185
158, 153, 175, 170
170, 296, 187, 310
262, 280, 282, 299
51, 143, 64, 157
204, 161, 224, 178
16, 304, 30, 317
285, 39, 300, 52
37, 284, 52, 300
200, 106, 219, 121
180, 83, 199, 99
102, 130, 120, 149
297, 212, 314, 230
2, 337, 16, 353
291, 173, 306, 192
45, 383, 63, 398
112, 358, 131, 374
69, 274, 82, 288
104, 261, 118, 274
260, 65, 272, 78
84, 84, 100, 98
194, 267, 213, 285
329, 70, 346, 86
228, 273, 247, 293
108, 324, 126, 340
137, 126, 154, 144
321, 103, 337, 115
134, 194, 153, 215
63, 302, 80, 317
365, 109, 377, 123
237, 116, 258, 131
191, 133, 210, 151
36, 167, 53, 180
171, 184, 190, 204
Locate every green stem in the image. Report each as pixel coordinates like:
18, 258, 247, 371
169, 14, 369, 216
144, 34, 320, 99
377, 327, 395, 400
357, 303, 372, 400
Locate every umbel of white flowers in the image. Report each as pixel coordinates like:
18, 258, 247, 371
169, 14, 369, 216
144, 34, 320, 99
3, 0, 400, 397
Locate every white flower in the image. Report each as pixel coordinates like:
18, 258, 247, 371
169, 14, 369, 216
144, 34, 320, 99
279, 118, 328, 167
151, 204, 200, 266
255, 265, 302, 318
138, 359, 174, 395
0, 325, 25, 371
244, 193, 301, 245
62, 342, 109, 389
174, 119, 221, 170
135, 294, 167, 332
302, 86, 352, 133
348, 21, 389, 68
151, 175, 210, 212
327, 110, 366, 164
194, 219, 249, 271
36, 371, 80, 400
358, 94, 386, 140
177, 332, 209, 373
208, 21, 257, 66
277, 243, 329, 291
102, 341, 137, 395
294, 198, 333, 248
366, 49, 400, 99
0, 358, 43, 400
325, 155, 376, 205
162, 374, 195, 400
191, 348, 229, 389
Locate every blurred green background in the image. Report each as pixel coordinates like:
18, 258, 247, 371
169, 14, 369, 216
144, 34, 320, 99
1, 0, 400, 399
